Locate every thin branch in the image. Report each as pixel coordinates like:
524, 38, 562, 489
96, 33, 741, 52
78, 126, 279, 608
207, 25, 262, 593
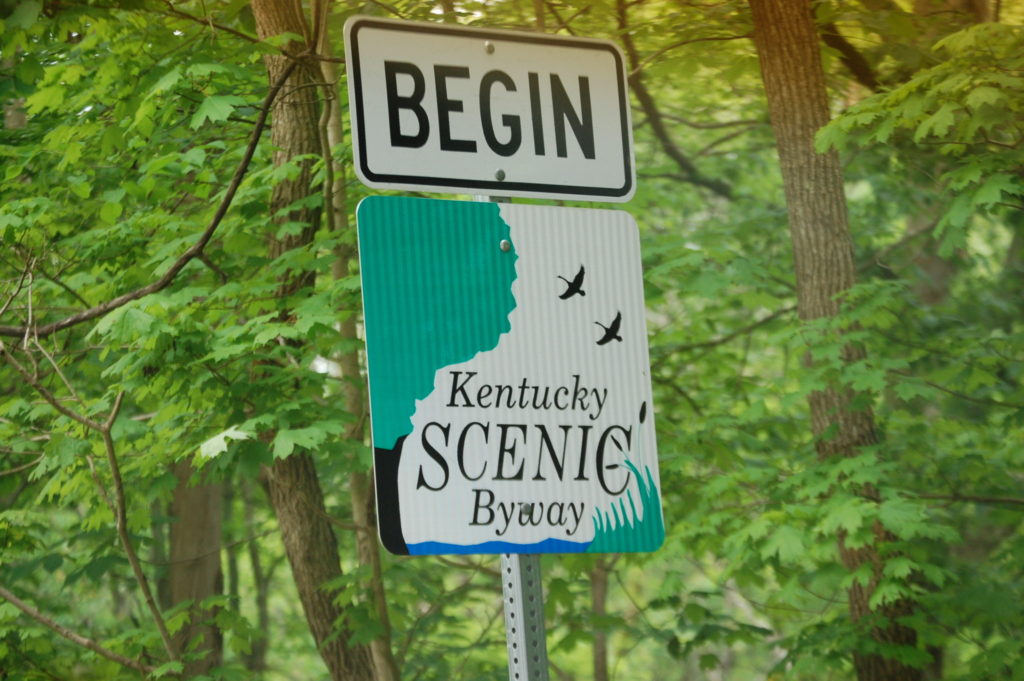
0, 59, 300, 340
21, 270, 34, 347
0, 258, 33, 319
653, 374, 704, 415
197, 252, 229, 283
0, 585, 155, 674
697, 125, 752, 156
161, 1, 260, 44
660, 113, 764, 130
542, 0, 586, 35
859, 219, 936, 271
33, 338, 87, 409
0, 456, 43, 477
34, 261, 92, 308
914, 493, 1024, 507
819, 22, 878, 91
616, 0, 733, 199
101, 392, 178, 661
917, 377, 1023, 409
631, 33, 752, 76
141, 528, 276, 565
659, 305, 796, 353
0, 342, 103, 430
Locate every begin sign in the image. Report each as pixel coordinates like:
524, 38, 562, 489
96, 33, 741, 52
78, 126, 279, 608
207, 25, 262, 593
345, 17, 635, 201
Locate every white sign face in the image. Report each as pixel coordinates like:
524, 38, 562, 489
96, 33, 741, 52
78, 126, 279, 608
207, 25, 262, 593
358, 197, 662, 555
344, 16, 635, 202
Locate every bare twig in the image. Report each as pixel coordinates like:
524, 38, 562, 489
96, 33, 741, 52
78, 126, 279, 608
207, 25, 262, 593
661, 113, 764, 130
819, 22, 878, 91
616, 0, 733, 199
33, 338, 87, 409
161, 1, 261, 44
101, 392, 178, 661
914, 493, 1024, 507
659, 305, 796, 353
33, 260, 92, 308
0, 349, 178, 661
0, 342, 103, 430
631, 33, 751, 75
0, 585, 155, 674
0, 456, 43, 477
0, 258, 33, 319
0, 59, 300, 340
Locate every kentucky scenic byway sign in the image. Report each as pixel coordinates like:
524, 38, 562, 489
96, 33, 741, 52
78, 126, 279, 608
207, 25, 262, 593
344, 16, 635, 201
357, 197, 663, 556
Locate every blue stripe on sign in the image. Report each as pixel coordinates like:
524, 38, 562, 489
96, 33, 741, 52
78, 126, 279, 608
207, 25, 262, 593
406, 538, 591, 555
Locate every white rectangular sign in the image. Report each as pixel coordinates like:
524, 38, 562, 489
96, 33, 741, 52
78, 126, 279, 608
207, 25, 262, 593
344, 16, 635, 202
358, 197, 662, 555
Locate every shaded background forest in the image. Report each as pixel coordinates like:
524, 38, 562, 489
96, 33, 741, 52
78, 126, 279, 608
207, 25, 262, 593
1, 0, 1022, 679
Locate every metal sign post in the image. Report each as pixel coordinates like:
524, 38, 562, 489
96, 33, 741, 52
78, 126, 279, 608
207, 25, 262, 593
501, 553, 549, 681
481, 196, 551, 681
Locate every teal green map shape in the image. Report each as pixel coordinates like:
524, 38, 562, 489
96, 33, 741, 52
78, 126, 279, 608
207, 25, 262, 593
357, 197, 518, 450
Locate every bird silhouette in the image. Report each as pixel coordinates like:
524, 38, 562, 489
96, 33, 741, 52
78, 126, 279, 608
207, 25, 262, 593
595, 312, 623, 345
557, 265, 586, 299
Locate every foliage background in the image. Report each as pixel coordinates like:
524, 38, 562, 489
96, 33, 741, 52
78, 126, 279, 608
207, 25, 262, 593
1, 0, 1022, 679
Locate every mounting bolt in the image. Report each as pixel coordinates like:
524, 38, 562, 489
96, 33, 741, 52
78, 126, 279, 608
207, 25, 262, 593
495, 169, 506, 181
499, 240, 511, 252
484, 40, 495, 54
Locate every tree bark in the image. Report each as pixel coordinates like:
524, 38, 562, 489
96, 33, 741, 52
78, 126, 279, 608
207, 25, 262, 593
250, 1, 375, 679
242, 478, 271, 674
168, 461, 223, 675
748, 1, 923, 679
318, 33, 402, 681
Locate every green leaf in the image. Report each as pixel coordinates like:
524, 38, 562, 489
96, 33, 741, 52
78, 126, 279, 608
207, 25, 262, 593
15, 55, 44, 85
99, 202, 123, 224
152, 661, 184, 678
150, 66, 182, 94
761, 525, 805, 563
877, 498, 925, 539
24, 85, 64, 113
883, 556, 917, 579
914, 102, 956, 142
965, 85, 1005, 109
820, 500, 864, 535
190, 95, 246, 130
199, 426, 253, 459
8, 2, 42, 29
972, 173, 1016, 207
272, 427, 325, 459
70, 180, 91, 199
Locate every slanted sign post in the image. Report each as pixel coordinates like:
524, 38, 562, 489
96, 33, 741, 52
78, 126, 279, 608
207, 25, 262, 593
345, 16, 661, 681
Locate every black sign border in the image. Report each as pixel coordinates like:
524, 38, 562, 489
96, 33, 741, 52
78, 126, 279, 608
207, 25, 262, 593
346, 17, 635, 201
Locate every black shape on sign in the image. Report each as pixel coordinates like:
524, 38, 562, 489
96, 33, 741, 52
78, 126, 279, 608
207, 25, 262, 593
639, 401, 647, 424
595, 311, 623, 345
557, 265, 586, 299
375, 436, 409, 555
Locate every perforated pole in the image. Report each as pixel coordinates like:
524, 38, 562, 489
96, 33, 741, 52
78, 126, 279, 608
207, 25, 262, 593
501, 553, 550, 681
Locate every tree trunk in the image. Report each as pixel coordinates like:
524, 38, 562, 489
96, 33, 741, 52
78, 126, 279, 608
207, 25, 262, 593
249, 1, 375, 679
168, 461, 223, 676
318, 34, 402, 681
261, 452, 373, 679
747, 1, 923, 679
242, 478, 271, 674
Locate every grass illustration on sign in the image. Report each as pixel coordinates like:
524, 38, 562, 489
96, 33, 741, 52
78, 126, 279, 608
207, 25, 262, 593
587, 461, 664, 553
